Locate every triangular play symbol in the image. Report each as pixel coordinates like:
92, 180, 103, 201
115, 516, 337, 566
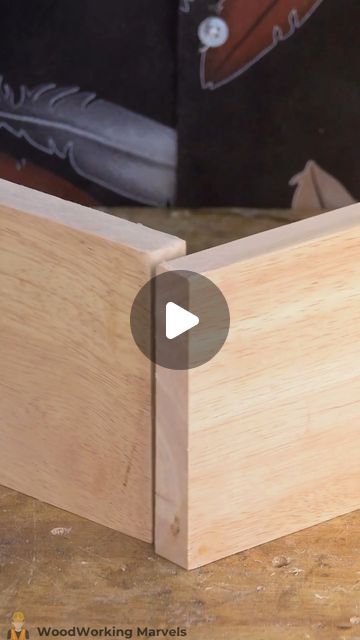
165, 302, 199, 340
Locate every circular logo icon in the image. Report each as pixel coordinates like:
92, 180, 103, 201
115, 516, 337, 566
130, 270, 230, 370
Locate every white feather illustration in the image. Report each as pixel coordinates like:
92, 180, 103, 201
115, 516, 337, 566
0, 78, 177, 206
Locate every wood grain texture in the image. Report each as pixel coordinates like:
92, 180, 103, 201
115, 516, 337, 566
0, 179, 185, 543
156, 204, 360, 568
1, 207, 360, 640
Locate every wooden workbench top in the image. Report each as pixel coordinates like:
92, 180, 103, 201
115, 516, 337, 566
1, 208, 359, 640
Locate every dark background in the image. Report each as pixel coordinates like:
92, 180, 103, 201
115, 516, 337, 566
0, 0, 358, 207
177, 0, 359, 207
0, 0, 178, 205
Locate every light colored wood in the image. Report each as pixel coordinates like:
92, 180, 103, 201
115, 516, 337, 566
156, 204, 360, 568
2, 207, 360, 639
0, 179, 185, 543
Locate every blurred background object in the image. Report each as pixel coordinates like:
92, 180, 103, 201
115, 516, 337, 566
290, 160, 356, 210
0, 0, 358, 209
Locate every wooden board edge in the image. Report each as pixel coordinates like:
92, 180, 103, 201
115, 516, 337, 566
155, 263, 190, 569
0, 178, 185, 256
159, 204, 360, 274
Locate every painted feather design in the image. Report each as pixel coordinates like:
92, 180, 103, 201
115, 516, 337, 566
201, 0, 324, 88
0, 78, 177, 206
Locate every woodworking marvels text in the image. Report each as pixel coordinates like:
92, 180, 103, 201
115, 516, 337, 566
36, 628, 187, 638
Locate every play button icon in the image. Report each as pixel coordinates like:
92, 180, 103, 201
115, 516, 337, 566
130, 270, 230, 370
166, 302, 199, 340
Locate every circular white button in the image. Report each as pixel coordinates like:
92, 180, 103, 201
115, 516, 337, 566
198, 16, 229, 48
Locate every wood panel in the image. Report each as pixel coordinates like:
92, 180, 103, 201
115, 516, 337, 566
0, 178, 185, 542
156, 204, 360, 568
